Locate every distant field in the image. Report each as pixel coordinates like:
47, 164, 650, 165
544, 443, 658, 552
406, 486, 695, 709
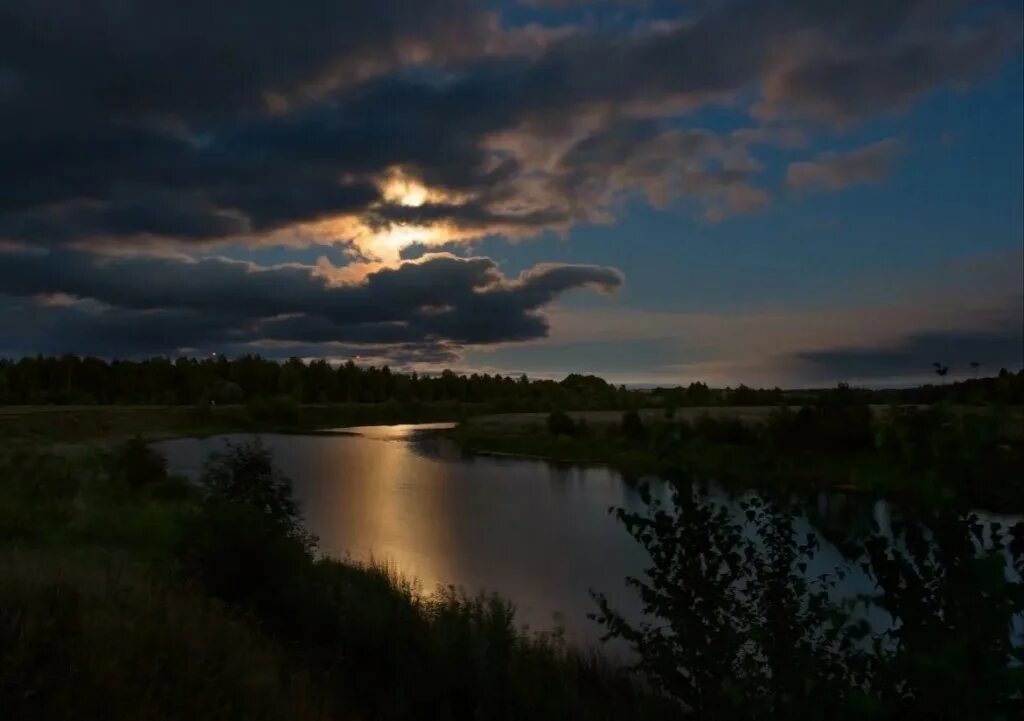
466, 404, 1024, 438
0, 402, 481, 442
0, 405, 197, 443
467, 406, 778, 430
2, 402, 1016, 443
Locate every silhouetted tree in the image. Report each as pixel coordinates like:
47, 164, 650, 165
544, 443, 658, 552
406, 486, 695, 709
593, 484, 1024, 720
620, 411, 647, 442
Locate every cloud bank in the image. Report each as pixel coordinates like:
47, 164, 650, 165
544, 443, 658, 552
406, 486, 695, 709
0, 0, 1019, 367
0, 247, 622, 360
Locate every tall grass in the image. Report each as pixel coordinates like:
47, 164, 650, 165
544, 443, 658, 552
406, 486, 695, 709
0, 440, 677, 719
0, 550, 331, 721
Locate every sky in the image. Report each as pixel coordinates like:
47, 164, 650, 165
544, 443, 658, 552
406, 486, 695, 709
0, 0, 1021, 387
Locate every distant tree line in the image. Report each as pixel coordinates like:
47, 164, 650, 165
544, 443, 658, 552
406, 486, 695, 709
650, 371, 1024, 407
0, 354, 1020, 407
0, 355, 638, 408
866, 368, 1024, 405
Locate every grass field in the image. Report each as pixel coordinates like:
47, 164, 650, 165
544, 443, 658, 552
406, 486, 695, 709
0, 403, 833, 444
0, 402, 488, 443
467, 406, 776, 430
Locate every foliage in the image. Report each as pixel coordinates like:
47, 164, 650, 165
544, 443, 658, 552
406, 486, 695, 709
0, 354, 637, 409
0, 445, 192, 562
245, 395, 302, 425
547, 410, 578, 436
214, 380, 245, 404
690, 413, 759, 446
112, 435, 168, 488
874, 404, 1024, 505
593, 483, 1024, 719
652, 381, 784, 407
195, 440, 314, 545
620, 410, 648, 442
592, 485, 872, 719
457, 383, 1024, 509
765, 385, 874, 452
8, 354, 1020, 411
0, 551, 329, 721
860, 511, 1024, 719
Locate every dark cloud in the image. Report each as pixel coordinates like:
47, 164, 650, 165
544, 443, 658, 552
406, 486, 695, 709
794, 306, 1024, 381
0, 0, 489, 121
0, 1, 1017, 249
0, 298, 241, 357
370, 201, 569, 231
0, 1, 1019, 361
759, 13, 1021, 122
786, 138, 904, 191
399, 240, 476, 260
554, 120, 769, 218
0, 296, 465, 365
0, 248, 623, 355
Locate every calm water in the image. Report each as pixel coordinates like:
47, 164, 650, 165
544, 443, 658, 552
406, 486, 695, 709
154, 424, 1022, 651
156, 424, 654, 649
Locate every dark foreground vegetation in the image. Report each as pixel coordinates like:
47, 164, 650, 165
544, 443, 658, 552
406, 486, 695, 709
592, 482, 1024, 720
456, 385, 1024, 511
0, 439, 677, 721
3, 432, 1021, 719
2, 357, 1023, 718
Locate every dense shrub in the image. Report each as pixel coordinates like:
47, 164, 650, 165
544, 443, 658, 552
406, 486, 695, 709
594, 483, 1024, 720
692, 413, 758, 446
112, 435, 168, 488
547, 410, 578, 436
214, 381, 245, 404
620, 411, 648, 442
763, 387, 873, 453
196, 440, 311, 539
245, 395, 302, 426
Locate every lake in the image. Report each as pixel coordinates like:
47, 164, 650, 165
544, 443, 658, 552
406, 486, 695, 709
154, 423, 1022, 652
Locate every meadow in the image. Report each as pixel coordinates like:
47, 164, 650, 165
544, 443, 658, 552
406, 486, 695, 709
0, 439, 679, 721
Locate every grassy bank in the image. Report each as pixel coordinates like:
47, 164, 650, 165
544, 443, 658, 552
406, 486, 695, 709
0, 400, 492, 443
0, 441, 677, 720
450, 401, 1024, 511
451, 425, 895, 492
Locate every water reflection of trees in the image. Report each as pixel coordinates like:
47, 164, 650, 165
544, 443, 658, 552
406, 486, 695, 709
593, 480, 1024, 719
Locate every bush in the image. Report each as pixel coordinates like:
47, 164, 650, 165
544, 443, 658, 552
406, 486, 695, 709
214, 381, 245, 404
546, 410, 577, 436
112, 435, 167, 488
620, 411, 647, 442
765, 396, 873, 452
246, 396, 301, 426
179, 497, 315, 614
692, 413, 758, 445
874, 405, 1024, 500
593, 484, 1024, 720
